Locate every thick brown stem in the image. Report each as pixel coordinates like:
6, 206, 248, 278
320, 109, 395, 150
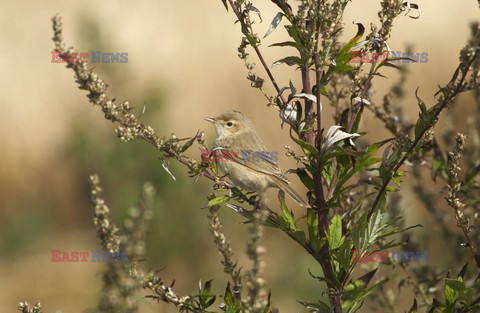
302, 62, 343, 313
301, 66, 315, 143
311, 1, 343, 308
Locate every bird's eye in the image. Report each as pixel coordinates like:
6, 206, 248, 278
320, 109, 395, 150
226, 122, 233, 127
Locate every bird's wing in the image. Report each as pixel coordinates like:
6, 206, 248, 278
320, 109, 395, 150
216, 131, 290, 183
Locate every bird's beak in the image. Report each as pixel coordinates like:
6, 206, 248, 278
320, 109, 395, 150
204, 117, 216, 123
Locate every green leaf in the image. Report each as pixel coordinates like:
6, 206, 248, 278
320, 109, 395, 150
335, 64, 355, 72
432, 156, 448, 180
445, 278, 465, 292
358, 268, 378, 286
352, 193, 387, 252
445, 279, 459, 310
392, 170, 403, 187
307, 207, 319, 240
223, 283, 242, 312
269, 41, 300, 48
298, 300, 331, 313
180, 135, 196, 152
414, 117, 425, 141
416, 88, 427, 114
285, 24, 304, 46
377, 61, 401, 71
333, 239, 354, 271
327, 214, 344, 250
290, 230, 308, 246
278, 190, 296, 230
351, 105, 364, 133
208, 195, 229, 207
336, 22, 365, 66
318, 84, 328, 96
466, 164, 480, 185
272, 56, 302, 67
333, 139, 393, 197
342, 278, 387, 311
245, 32, 258, 46
295, 168, 314, 190
413, 88, 434, 141
290, 131, 319, 156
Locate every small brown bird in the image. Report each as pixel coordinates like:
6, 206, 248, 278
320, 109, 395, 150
204, 110, 308, 207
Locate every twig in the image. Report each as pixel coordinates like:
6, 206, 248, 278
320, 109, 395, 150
226, 0, 286, 105
368, 50, 480, 219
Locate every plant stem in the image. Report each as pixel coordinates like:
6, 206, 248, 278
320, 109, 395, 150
367, 50, 479, 219
227, 0, 286, 105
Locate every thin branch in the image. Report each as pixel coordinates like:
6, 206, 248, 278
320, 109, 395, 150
368, 50, 480, 219
226, 0, 286, 105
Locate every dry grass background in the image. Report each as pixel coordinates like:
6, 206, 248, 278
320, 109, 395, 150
0, 0, 479, 312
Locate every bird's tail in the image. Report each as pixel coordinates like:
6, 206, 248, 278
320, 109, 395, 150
274, 179, 309, 207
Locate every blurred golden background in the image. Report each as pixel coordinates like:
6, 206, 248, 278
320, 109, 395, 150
0, 0, 479, 312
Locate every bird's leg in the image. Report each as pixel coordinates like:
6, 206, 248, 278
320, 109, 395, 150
213, 174, 235, 198
248, 194, 261, 210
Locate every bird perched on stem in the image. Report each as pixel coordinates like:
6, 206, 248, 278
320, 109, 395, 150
204, 110, 308, 207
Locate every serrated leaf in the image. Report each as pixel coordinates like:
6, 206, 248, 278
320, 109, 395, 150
342, 278, 387, 311
263, 12, 283, 38
352, 194, 387, 251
